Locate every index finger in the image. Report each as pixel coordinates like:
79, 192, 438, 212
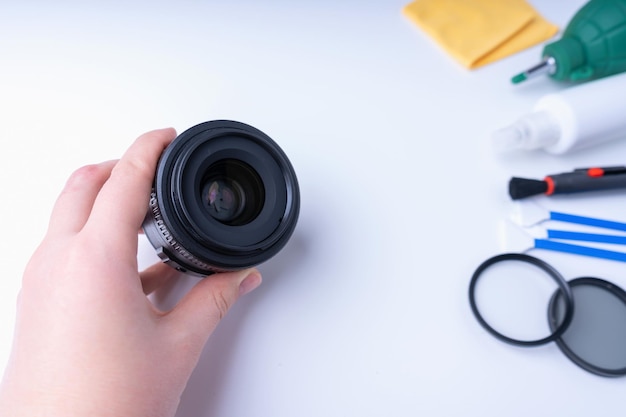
84, 128, 176, 247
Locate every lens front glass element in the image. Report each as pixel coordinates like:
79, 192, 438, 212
201, 159, 265, 226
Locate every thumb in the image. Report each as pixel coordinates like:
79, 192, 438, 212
165, 268, 262, 348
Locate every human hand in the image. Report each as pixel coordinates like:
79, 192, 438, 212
0, 128, 262, 417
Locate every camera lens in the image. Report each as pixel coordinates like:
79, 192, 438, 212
142, 120, 300, 276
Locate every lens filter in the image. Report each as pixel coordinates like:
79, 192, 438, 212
469, 253, 574, 346
469, 254, 626, 377
549, 277, 626, 377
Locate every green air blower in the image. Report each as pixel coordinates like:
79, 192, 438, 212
512, 0, 626, 84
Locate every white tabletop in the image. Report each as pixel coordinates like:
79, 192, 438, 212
2, 1, 626, 416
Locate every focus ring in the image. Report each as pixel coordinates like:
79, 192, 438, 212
147, 191, 221, 274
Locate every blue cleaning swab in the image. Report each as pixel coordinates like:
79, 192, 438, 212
549, 211, 626, 232
500, 220, 626, 263
546, 229, 626, 244
504, 201, 626, 262
510, 200, 626, 231
534, 238, 626, 262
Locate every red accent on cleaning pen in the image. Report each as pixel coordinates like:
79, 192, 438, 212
587, 167, 605, 177
545, 176, 556, 195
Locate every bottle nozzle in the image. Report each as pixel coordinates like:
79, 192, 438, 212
492, 125, 526, 153
491, 110, 560, 153
511, 56, 557, 84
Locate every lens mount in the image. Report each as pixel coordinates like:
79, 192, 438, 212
142, 120, 300, 276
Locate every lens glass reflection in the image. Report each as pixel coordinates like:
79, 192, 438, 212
201, 159, 264, 226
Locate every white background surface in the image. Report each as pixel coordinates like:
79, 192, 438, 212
2, 1, 626, 416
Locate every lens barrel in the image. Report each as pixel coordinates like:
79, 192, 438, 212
142, 120, 300, 276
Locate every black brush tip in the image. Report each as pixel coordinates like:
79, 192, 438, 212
509, 177, 548, 200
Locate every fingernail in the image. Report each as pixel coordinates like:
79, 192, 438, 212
239, 271, 262, 296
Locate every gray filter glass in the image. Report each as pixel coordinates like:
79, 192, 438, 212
549, 278, 626, 377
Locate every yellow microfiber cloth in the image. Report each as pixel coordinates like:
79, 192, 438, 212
403, 0, 559, 69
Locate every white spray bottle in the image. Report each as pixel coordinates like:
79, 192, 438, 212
492, 72, 626, 154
